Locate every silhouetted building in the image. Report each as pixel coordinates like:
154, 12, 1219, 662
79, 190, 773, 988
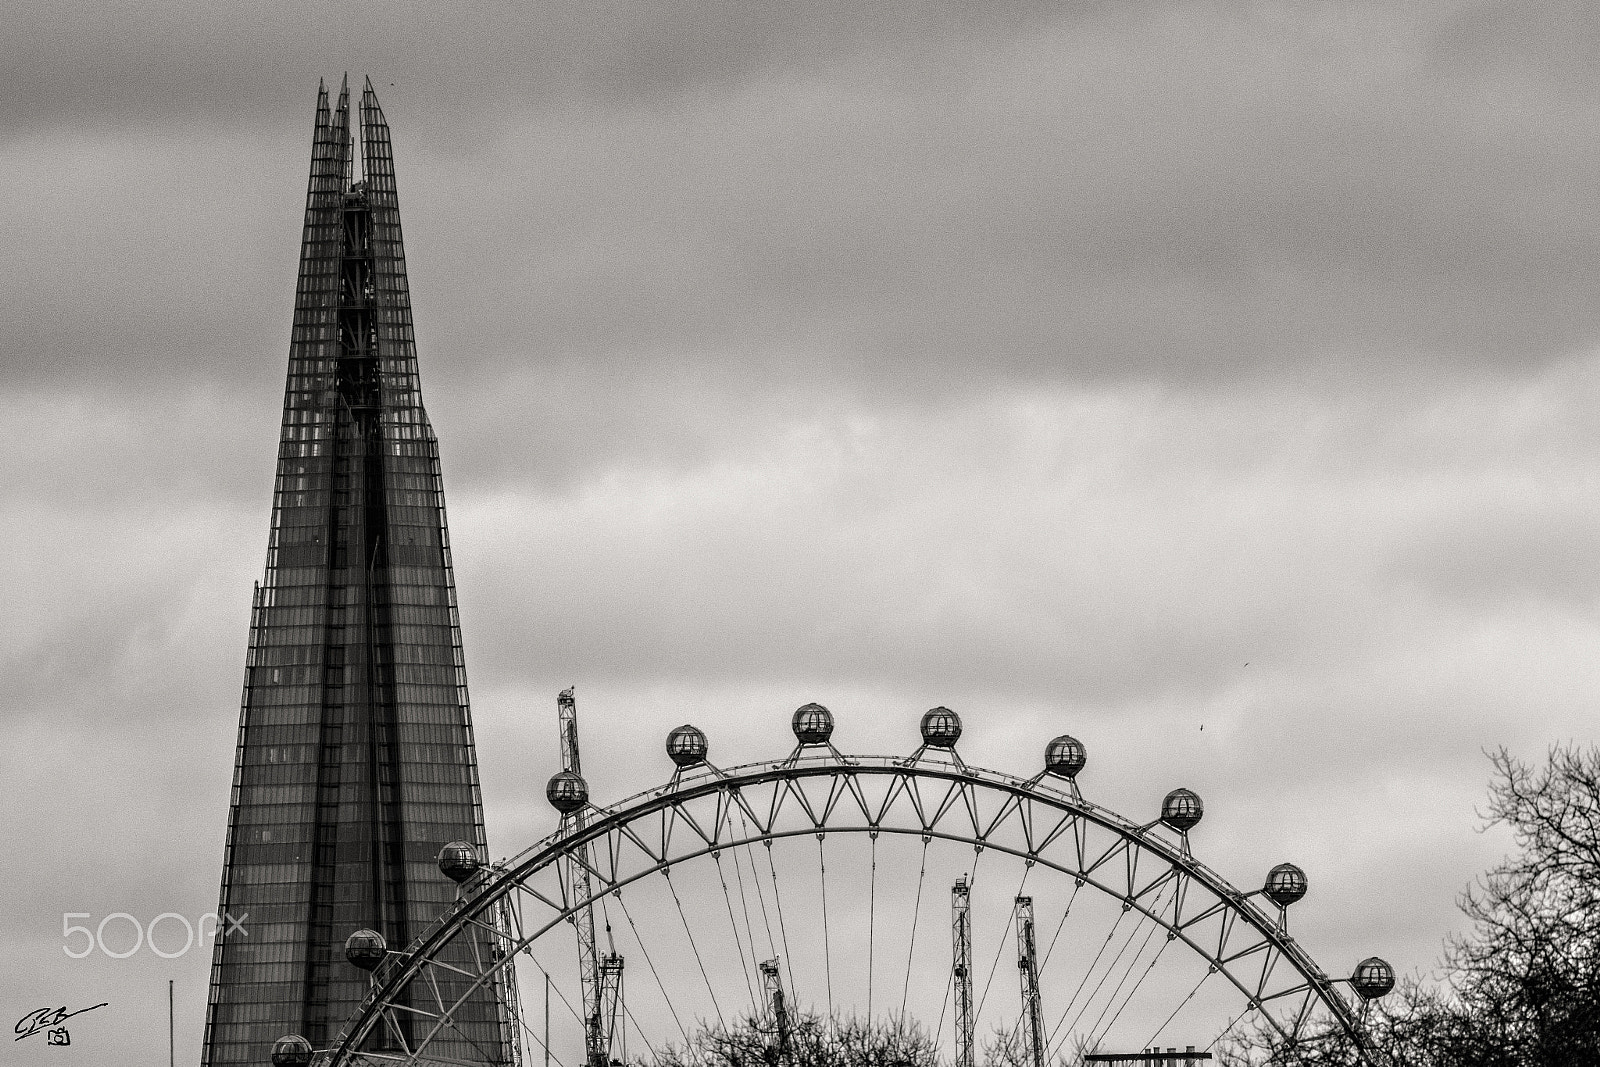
201, 76, 512, 1066
1084, 1049, 1210, 1067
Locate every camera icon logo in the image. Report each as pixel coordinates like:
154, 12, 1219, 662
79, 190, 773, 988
46, 1028, 70, 1046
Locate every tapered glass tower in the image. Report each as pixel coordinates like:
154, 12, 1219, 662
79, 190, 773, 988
202, 77, 513, 1066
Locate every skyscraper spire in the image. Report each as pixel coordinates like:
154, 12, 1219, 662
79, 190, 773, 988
202, 80, 513, 1066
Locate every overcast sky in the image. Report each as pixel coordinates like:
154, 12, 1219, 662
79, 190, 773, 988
5, 1, 1600, 1063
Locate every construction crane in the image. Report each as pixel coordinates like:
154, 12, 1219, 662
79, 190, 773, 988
760, 958, 793, 1067
1016, 895, 1045, 1067
556, 688, 624, 1067
598, 953, 624, 1063
953, 875, 974, 1067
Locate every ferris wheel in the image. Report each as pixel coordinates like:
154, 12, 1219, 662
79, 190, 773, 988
272, 700, 1396, 1067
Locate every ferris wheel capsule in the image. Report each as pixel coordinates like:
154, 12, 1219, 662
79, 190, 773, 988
437, 841, 482, 883
1263, 862, 1308, 907
271, 1034, 314, 1066
1351, 956, 1396, 1000
1044, 735, 1087, 779
546, 769, 589, 813
920, 706, 963, 748
666, 724, 709, 767
1160, 787, 1204, 832
344, 928, 388, 970
792, 703, 834, 745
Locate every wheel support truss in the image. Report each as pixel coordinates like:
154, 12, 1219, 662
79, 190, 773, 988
326, 753, 1369, 1066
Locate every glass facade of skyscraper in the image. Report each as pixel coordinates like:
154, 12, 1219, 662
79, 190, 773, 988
201, 78, 513, 1066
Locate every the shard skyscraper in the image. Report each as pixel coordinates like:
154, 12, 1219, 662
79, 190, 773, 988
202, 77, 512, 1066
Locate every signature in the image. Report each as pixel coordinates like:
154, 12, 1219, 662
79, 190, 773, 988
14, 1004, 107, 1042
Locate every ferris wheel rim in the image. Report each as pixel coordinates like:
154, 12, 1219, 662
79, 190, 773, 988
329, 750, 1369, 1064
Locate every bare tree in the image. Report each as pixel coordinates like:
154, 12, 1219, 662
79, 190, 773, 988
641, 1011, 939, 1067
1221, 745, 1600, 1067
979, 1021, 1082, 1067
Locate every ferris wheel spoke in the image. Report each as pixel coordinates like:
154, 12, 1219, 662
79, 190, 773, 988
517, 948, 586, 1028
761, 839, 802, 1014
1080, 907, 1175, 1051
932, 944, 954, 1054
662, 867, 728, 1030
1036, 878, 1082, 975
984, 875, 1088, 1059
1143, 963, 1214, 1049
1044, 901, 1127, 1050
620, 999, 659, 1064
817, 833, 834, 1026
867, 833, 878, 1021
724, 845, 767, 976
899, 835, 930, 1020
612, 887, 692, 1047
1067, 883, 1176, 1046
973, 864, 1031, 1020
1205, 999, 1260, 1054
735, 834, 777, 961
712, 851, 761, 1013
511, 1001, 567, 1067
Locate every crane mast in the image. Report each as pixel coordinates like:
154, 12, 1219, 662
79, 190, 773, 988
760, 958, 793, 1067
598, 953, 624, 1063
1016, 895, 1045, 1067
953, 875, 974, 1067
557, 688, 614, 1067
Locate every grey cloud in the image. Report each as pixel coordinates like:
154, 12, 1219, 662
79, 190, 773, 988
7, 0, 1600, 406
2, 0, 1068, 136
446, 368, 1600, 706
1390, 508, 1600, 609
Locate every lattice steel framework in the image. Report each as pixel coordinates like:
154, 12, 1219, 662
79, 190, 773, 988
760, 958, 793, 1067
320, 749, 1380, 1065
554, 689, 610, 1067
953, 875, 975, 1067
1015, 895, 1045, 1067
201, 76, 513, 1067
